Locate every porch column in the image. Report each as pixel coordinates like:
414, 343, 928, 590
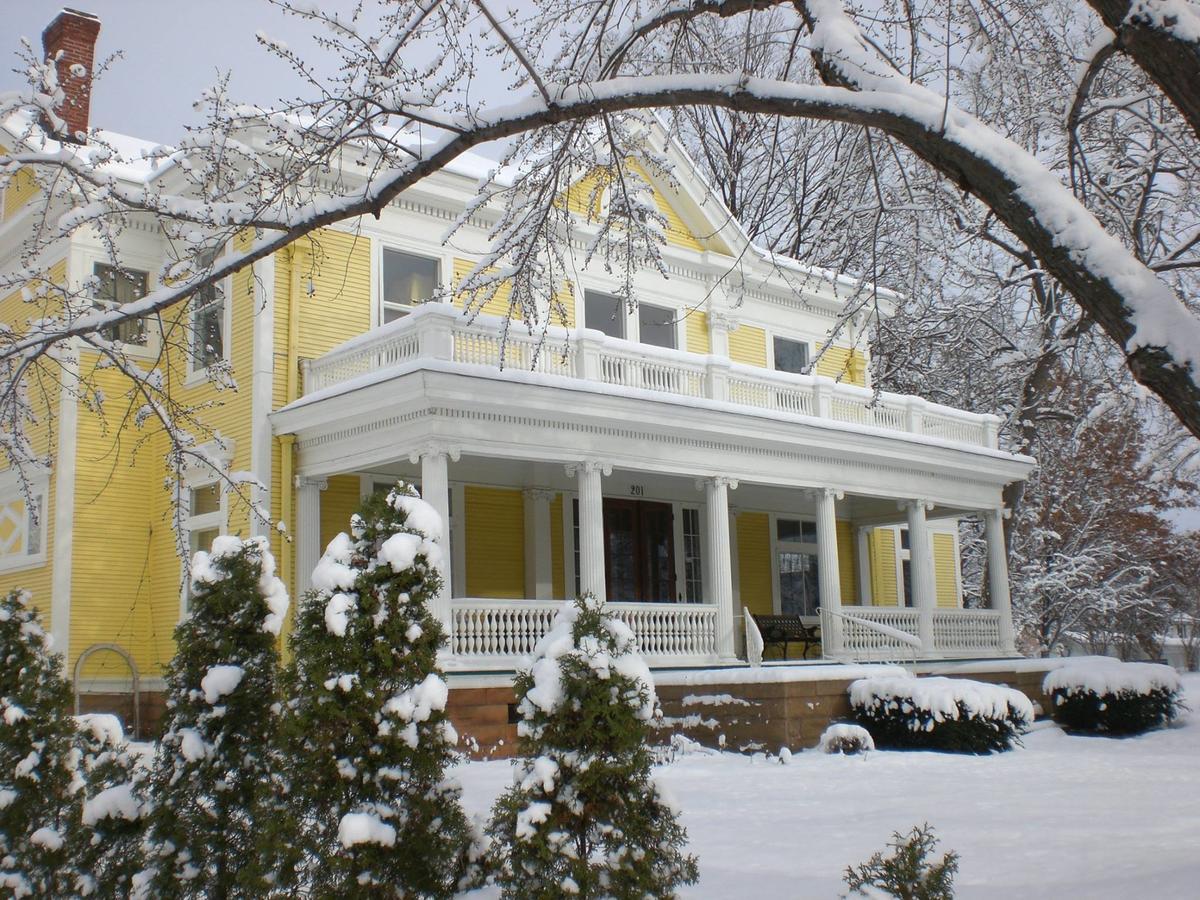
815, 488, 843, 655
413, 447, 457, 636
524, 489, 556, 601
904, 499, 936, 655
984, 507, 1017, 654
701, 476, 738, 660
295, 475, 327, 596
567, 461, 609, 601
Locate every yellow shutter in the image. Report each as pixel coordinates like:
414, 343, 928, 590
836, 520, 858, 604
736, 512, 773, 617
729, 324, 768, 368
932, 532, 960, 608
551, 493, 566, 600
319, 475, 362, 553
870, 528, 898, 606
465, 486, 526, 598
685, 310, 711, 355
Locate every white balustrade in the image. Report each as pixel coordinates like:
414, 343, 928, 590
449, 598, 719, 667
301, 304, 999, 448
822, 606, 922, 661
931, 609, 1002, 656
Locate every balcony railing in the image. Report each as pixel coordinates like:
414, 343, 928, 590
302, 304, 1001, 449
821, 606, 1006, 661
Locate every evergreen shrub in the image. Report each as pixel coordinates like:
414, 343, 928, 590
845, 823, 959, 899
1044, 660, 1182, 735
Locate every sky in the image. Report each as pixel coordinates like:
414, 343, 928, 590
0, 1, 387, 146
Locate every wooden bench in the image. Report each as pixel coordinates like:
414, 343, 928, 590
751, 614, 821, 660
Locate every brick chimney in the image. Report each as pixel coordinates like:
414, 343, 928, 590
41, 9, 101, 144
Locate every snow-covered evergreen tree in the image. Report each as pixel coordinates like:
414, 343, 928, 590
275, 482, 478, 897
0, 589, 83, 898
72, 714, 145, 897
135, 535, 289, 899
488, 595, 698, 899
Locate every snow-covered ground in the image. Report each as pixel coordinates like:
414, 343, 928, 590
457, 673, 1200, 898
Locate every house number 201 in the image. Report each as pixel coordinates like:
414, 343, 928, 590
629, 485, 644, 496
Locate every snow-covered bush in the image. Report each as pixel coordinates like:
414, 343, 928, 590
0, 589, 83, 897
845, 823, 959, 899
1044, 660, 1182, 735
850, 676, 1033, 754
72, 714, 145, 897
136, 536, 289, 898
275, 482, 478, 897
487, 594, 699, 899
818, 723, 875, 755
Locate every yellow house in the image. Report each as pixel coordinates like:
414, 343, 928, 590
0, 10, 1034, 728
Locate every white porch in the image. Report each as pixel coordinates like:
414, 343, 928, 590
274, 305, 1032, 669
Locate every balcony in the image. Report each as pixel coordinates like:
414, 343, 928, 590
300, 304, 1002, 450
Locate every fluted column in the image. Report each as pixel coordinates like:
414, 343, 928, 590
815, 488, 844, 655
295, 475, 327, 596
699, 476, 738, 660
411, 446, 458, 635
904, 499, 936, 655
984, 507, 1016, 654
567, 461, 610, 601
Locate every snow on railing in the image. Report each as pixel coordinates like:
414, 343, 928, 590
302, 304, 1001, 449
743, 606, 765, 667
822, 606, 922, 662
448, 598, 719, 667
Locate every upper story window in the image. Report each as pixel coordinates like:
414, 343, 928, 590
93, 263, 150, 346
184, 481, 223, 613
584, 290, 625, 339
190, 249, 226, 372
638, 303, 676, 349
382, 248, 439, 323
773, 336, 810, 374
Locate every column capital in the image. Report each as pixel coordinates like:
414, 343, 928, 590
565, 459, 612, 478
815, 486, 844, 501
710, 312, 740, 333
695, 475, 739, 491
408, 443, 461, 464
898, 498, 935, 512
523, 487, 558, 503
295, 475, 328, 491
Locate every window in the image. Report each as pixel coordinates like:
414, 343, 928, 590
184, 482, 223, 611
190, 250, 226, 371
898, 526, 912, 607
773, 336, 810, 374
584, 290, 625, 339
776, 517, 820, 617
382, 249, 439, 323
93, 263, 150, 345
638, 303, 676, 349
0, 478, 48, 572
682, 507, 703, 603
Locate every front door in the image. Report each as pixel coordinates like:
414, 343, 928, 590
603, 499, 677, 603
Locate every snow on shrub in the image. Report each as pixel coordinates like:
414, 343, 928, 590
275, 482, 479, 898
487, 595, 698, 899
850, 676, 1033, 754
1043, 659, 1182, 735
819, 723, 875, 755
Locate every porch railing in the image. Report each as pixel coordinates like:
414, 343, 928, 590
302, 305, 1001, 449
822, 605, 1007, 661
448, 598, 720, 668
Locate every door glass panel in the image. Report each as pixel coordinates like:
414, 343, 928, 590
604, 503, 638, 601
779, 551, 819, 616
641, 504, 675, 602
682, 507, 703, 603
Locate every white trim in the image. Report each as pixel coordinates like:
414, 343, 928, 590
671, 501, 686, 602
249, 253, 275, 537
49, 338, 80, 661
451, 480, 467, 599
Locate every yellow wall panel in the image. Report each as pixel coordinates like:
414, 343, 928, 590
736, 512, 772, 617
292, 229, 373, 360
3, 166, 39, 219
816, 346, 867, 387
319, 475, 362, 555
729, 324, 768, 368
566, 162, 705, 252
836, 520, 857, 604
550, 493, 566, 600
465, 486, 525, 598
870, 527, 898, 606
553, 282, 576, 329
685, 309, 711, 355
933, 532, 959, 608
453, 257, 518, 320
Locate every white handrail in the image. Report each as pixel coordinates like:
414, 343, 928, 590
743, 607, 764, 668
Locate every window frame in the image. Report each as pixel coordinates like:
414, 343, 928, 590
636, 301, 679, 350
379, 245, 443, 325
767, 331, 815, 375
92, 261, 152, 348
181, 479, 226, 616
770, 513, 821, 619
186, 247, 232, 380
0, 470, 49, 574
583, 288, 627, 340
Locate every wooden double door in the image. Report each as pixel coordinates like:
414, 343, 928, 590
603, 498, 677, 603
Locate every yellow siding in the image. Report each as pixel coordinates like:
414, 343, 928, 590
628, 160, 704, 252
550, 494, 566, 600
870, 527, 899, 606
836, 520, 857, 604
465, 486, 525, 598
933, 532, 959, 608
319, 475, 361, 554
3, 166, 39, 219
685, 310, 711, 355
453, 257, 518, 319
816, 346, 868, 387
565, 162, 706, 252
295, 230, 373, 360
728, 324, 768, 368
736, 512, 773, 618
553, 282, 576, 329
